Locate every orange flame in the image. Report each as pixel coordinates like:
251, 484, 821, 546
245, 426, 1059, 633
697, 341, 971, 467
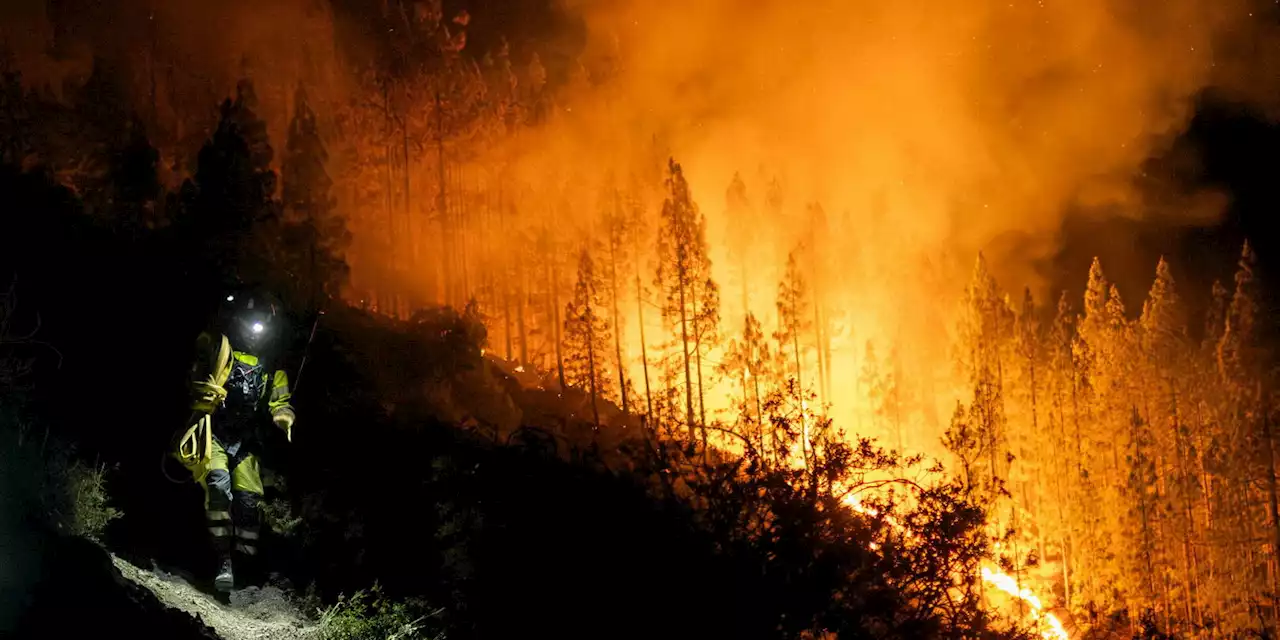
980, 566, 1069, 640
840, 493, 1068, 638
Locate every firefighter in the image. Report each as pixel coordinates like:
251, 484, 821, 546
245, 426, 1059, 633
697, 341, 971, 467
172, 289, 296, 593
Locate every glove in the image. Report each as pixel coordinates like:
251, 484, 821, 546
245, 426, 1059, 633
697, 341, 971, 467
273, 409, 295, 443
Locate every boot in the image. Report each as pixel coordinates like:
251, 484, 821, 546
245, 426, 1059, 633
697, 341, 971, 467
214, 557, 235, 593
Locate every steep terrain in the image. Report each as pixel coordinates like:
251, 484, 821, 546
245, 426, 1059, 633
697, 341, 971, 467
112, 556, 316, 640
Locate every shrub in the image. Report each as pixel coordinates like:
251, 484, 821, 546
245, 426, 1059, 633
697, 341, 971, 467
49, 454, 122, 540
317, 585, 446, 640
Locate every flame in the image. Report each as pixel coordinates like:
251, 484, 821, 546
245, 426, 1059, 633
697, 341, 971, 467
980, 567, 1069, 640
840, 492, 1068, 638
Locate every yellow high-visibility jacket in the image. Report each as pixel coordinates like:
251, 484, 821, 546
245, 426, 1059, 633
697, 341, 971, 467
177, 332, 294, 468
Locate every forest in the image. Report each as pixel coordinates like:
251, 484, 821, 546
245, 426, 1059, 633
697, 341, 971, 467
4, 0, 1280, 638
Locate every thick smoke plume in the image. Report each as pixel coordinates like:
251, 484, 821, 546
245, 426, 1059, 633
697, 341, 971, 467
551, 0, 1265, 274
486, 0, 1275, 441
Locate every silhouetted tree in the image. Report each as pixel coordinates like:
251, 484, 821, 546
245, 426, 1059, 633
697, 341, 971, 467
563, 248, 614, 428
281, 85, 350, 312
108, 114, 162, 232
183, 80, 281, 291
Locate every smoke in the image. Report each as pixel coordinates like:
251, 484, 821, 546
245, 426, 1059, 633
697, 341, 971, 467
4, 0, 1275, 444
510, 0, 1269, 294
2, 0, 343, 165
12, 0, 1267, 291
473, 0, 1276, 443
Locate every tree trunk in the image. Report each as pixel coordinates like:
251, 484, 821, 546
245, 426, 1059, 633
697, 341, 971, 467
814, 298, 826, 408
436, 91, 449, 307
677, 266, 696, 439
548, 258, 565, 388
403, 116, 414, 267
609, 235, 629, 413
517, 268, 529, 365
382, 86, 396, 280
792, 330, 807, 470
1169, 384, 1199, 628
696, 348, 707, 435
501, 256, 513, 360
587, 307, 600, 429
459, 169, 471, 304
751, 358, 764, 456
637, 270, 654, 419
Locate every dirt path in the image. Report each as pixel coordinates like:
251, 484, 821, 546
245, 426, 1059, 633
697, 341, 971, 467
112, 555, 317, 640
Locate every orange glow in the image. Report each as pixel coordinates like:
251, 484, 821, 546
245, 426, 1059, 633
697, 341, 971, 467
26, 0, 1272, 633
981, 567, 1069, 640
841, 492, 1067, 637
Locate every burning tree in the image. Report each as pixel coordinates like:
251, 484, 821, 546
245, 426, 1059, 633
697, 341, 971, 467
601, 183, 641, 414
954, 254, 1013, 499
775, 248, 816, 465
654, 158, 720, 446
804, 202, 834, 404
723, 171, 753, 318
718, 312, 777, 459
861, 340, 907, 454
563, 248, 615, 428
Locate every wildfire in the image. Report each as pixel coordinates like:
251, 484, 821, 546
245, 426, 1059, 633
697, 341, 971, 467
980, 567, 1069, 640
839, 493, 1068, 639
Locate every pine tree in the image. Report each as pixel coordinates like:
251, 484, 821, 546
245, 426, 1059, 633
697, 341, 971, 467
860, 340, 883, 440
69, 56, 130, 210
563, 248, 614, 428
231, 77, 276, 194
534, 225, 568, 386
624, 180, 656, 420
805, 202, 833, 403
1218, 241, 1259, 384
654, 158, 718, 446
943, 400, 982, 498
282, 85, 350, 312
1125, 404, 1160, 611
1138, 257, 1201, 629
881, 345, 906, 453
724, 171, 752, 318
0, 50, 32, 166
1215, 241, 1274, 628
108, 114, 161, 232
185, 90, 281, 289
775, 248, 816, 465
718, 312, 776, 458
956, 254, 1012, 492
602, 185, 638, 413
1047, 290, 1084, 608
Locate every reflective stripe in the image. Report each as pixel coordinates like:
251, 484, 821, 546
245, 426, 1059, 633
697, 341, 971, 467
208, 526, 232, 537
234, 542, 257, 555
233, 352, 260, 367
236, 529, 259, 540
206, 510, 231, 521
